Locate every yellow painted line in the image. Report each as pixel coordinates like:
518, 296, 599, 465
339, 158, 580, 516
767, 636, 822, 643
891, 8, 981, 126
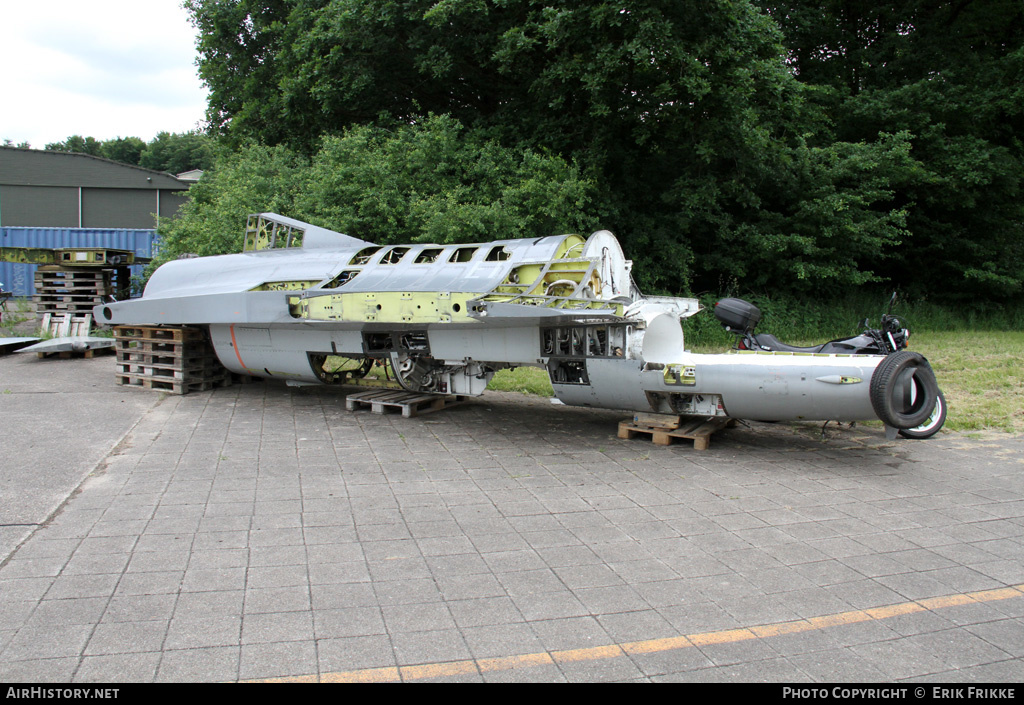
401, 660, 479, 681
805, 610, 871, 629
749, 621, 817, 638
320, 667, 400, 684
865, 602, 926, 619
621, 635, 692, 655
247, 583, 1024, 683
685, 627, 758, 647
241, 674, 320, 683
551, 644, 625, 663
478, 653, 555, 672
974, 586, 1024, 601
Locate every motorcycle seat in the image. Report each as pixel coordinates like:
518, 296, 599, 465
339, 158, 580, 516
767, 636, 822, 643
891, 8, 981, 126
750, 333, 826, 354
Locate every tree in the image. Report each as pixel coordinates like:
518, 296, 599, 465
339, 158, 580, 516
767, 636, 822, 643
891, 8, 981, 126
759, 0, 1024, 301
153, 143, 307, 262
45, 135, 104, 156
185, 0, 294, 146
185, 0, 1023, 302
187, 0, 812, 293
101, 137, 147, 166
298, 115, 598, 245
153, 115, 598, 268
700, 131, 925, 292
188, 1, 801, 158
38, 132, 216, 174
139, 131, 218, 175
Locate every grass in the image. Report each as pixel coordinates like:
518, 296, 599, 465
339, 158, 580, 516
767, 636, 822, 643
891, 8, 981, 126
488, 366, 554, 397
487, 328, 1024, 436
0, 297, 35, 335
908, 331, 1024, 434
0, 296, 115, 339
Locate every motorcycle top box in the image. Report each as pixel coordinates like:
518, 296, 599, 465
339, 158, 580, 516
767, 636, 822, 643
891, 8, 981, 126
714, 297, 761, 334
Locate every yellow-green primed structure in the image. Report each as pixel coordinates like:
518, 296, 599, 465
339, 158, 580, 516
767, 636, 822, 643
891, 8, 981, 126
0, 247, 147, 267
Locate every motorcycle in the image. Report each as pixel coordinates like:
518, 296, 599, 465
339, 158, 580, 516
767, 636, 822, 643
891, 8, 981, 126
713, 295, 947, 439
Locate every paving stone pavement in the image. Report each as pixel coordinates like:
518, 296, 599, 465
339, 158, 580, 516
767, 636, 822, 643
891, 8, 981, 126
1, 353, 1022, 683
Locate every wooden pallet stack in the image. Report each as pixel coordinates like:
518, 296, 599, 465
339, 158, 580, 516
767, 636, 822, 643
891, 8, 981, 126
113, 325, 231, 394
33, 266, 118, 319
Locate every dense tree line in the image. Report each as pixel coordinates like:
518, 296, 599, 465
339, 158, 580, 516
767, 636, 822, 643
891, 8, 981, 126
759, 1, 1024, 302
153, 115, 597, 266
38, 132, 217, 175
169, 0, 1022, 305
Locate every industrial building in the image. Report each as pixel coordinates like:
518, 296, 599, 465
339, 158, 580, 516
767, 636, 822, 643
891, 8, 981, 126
0, 147, 183, 298
0, 146, 190, 229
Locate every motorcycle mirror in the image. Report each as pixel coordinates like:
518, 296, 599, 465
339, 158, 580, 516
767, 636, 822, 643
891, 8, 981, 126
887, 291, 898, 313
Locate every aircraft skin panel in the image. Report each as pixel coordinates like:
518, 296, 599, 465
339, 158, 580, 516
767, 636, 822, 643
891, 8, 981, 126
99, 288, 623, 332
338, 260, 509, 295
550, 353, 880, 421
209, 324, 356, 381
210, 322, 545, 380
683, 353, 879, 421
143, 250, 342, 300
552, 357, 651, 410
427, 326, 543, 366
99, 291, 295, 326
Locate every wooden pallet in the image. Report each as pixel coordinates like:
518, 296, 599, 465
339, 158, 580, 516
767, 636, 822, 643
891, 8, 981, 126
114, 338, 193, 356
34, 270, 112, 288
115, 359, 225, 380
115, 372, 231, 394
345, 389, 465, 417
34, 293, 110, 303
114, 325, 206, 343
34, 293, 108, 314
617, 415, 731, 450
40, 312, 93, 337
116, 346, 222, 371
37, 346, 115, 360
113, 325, 229, 395
33, 267, 115, 318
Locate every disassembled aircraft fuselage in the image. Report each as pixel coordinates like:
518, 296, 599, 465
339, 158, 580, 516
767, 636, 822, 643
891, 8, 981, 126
95, 214, 934, 432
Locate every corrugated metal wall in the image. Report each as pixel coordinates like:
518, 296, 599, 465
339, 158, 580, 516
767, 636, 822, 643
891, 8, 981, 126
0, 227, 158, 297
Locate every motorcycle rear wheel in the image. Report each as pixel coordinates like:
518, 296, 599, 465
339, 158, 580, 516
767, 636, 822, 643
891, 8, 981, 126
898, 391, 947, 440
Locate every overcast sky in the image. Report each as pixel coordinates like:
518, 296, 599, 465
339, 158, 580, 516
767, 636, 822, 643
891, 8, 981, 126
1, 0, 209, 149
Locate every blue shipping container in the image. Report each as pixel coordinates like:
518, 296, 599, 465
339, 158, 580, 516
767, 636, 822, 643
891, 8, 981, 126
0, 227, 158, 298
